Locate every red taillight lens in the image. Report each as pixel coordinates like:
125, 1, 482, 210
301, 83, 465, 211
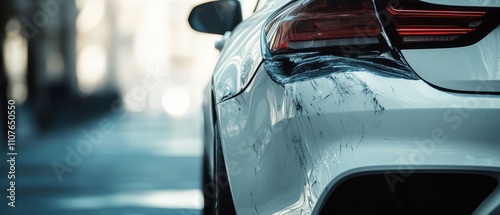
266, 0, 382, 54
386, 4, 487, 43
378, 1, 498, 48
266, 0, 499, 53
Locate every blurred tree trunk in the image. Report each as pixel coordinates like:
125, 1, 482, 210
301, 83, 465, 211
0, 0, 14, 150
0, 33, 6, 147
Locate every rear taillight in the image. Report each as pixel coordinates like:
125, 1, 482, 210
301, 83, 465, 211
385, 2, 486, 43
265, 0, 383, 54
378, 0, 499, 48
265, 0, 500, 54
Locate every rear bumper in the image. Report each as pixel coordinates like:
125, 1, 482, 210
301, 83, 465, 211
315, 169, 500, 214
216, 63, 500, 214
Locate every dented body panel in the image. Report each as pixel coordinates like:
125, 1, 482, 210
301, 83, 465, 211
216, 62, 500, 214
201, 0, 500, 214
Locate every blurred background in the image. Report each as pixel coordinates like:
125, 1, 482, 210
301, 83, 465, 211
0, 0, 257, 214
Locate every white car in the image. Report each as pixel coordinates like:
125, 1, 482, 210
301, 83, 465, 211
189, 0, 500, 214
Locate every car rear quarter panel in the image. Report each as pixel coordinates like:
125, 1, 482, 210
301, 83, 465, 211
211, 0, 288, 103
217, 62, 500, 214
210, 0, 500, 214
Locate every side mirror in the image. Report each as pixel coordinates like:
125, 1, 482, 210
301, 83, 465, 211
188, 0, 242, 35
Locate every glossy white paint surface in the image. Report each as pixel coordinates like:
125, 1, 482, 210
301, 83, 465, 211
403, 27, 500, 93
203, 0, 500, 214
212, 0, 287, 103
216, 65, 500, 214
421, 0, 500, 7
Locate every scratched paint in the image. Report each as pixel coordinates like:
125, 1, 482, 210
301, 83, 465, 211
216, 57, 500, 214
217, 58, 413, 214
264, 54, 418, 85
207, 1, 500, 214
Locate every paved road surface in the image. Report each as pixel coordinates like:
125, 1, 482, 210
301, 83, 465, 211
0, 107, 203, 215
